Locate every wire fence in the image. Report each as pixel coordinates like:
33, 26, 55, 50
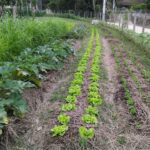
106, 11, 150, 33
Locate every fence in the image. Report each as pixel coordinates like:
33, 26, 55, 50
107, 12, 150, 33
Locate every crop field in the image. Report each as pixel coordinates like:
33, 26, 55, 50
0, 17, 150, 150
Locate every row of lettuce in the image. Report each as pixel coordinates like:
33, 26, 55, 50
0, 22, 88, 135
51, 29, 102, 140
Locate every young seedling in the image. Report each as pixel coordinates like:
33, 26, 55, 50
79, 126, 95, 140
61, 103, 76, 111
68, 85, 81, 96
58, 114, 71, 125
51, 125, 68, 137
85, 106, 98, 116
65, 95, 77, 103
81, 114, 97, 124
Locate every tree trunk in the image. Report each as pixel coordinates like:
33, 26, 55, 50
92, 0, 96, 17
102, 0, 107, 21
113, 0, 116, 12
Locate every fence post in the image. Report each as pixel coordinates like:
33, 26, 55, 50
119, 14, 121, 27
127, 13, 130, 29
133, 15, 137, 32
142, 14, 146, 33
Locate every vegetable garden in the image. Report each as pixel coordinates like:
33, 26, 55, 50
0, 16, 150, 150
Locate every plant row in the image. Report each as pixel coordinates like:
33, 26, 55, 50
79, 29, 102, 140
112, 48, 137, 117
50, 29, 95, 137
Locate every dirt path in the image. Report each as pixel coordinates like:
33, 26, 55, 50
102, 38, 119, 104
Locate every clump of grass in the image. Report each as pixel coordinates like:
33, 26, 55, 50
0, 17, 74, 61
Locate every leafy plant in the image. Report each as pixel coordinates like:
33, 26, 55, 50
90, 74, 99, 82
61, 103, 76, 111
58, 114, 71, 125
71, 78, 84, 85
51, 125, 68, 137
88, 85, 99, 92
81, 114, 97, 124
79, 126, 95, 140
85, 106, 98, 116
68, 85, 81, 96
65, 95, 77, 103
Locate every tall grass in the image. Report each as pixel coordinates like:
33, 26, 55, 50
0, 17, 74, 61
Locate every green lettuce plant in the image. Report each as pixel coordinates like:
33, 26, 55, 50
58, 114, 71, 125
88, 97, 102, 106
81, 114, 97, 124
65, 95, 77, 103
51, 125, 68, 136
61, 103, 76, 111
79, 126, 95, 140
85, 106, 98, 116
68, 85, 81, 96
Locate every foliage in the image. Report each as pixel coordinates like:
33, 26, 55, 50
58, 114, 71, 125
85, 106, 98, 116
68, 85, 81, 96
79, 126, 95, 140
0, 17, 74, 61
50, 125, 68, 136
121, 77, 137, 116
66, 24, 88, 39
81, 114, 97, 124
131, 3, 147, 11
61, 103, 76, 111
65, 95, 77, 103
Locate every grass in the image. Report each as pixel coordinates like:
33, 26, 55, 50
0, 17, 74, 61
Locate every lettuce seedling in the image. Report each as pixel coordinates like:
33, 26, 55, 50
77, 66, 86, 73
88, 85, 99, 92
61, 103, 76, 111
71, 78, 83, 85
91, 66, 99, 74
68, 85, 81, 96
58, 114, 70, 125
90, 74, 99, 82
127, 98, 135, 106
65, 95, 77, 103
51, 125, 68, 136
81, 114, 97, 124
90, 82, 99, 87
129, 106, 137, 116
79, 126, 95, 140
88, 91, 100, 98
85, 106, 98, 116
88, 97, 102, 106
